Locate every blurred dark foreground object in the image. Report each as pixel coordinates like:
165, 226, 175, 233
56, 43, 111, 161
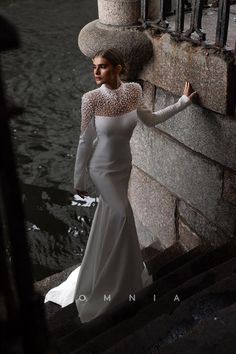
0, 14, 55, 354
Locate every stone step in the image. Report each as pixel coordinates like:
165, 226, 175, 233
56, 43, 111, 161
53, 256, 236, 354
143, 241, 208, 277
157, 302, 236, 354
46, 239, 236, 330
47, 243, 205, 336
101, 275, 236, 354
42, 243, 203, 322
47, 302, 79, 338
48, 240, 236, 345
47, 245, 202, 338
153, 240, 236, 295
153, 239, 236, 279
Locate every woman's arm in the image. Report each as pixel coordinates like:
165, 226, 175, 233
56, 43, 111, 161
137, 82, 196, 127
74, 92, 97, 198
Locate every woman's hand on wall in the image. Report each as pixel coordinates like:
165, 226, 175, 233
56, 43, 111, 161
183, 81, 197, 101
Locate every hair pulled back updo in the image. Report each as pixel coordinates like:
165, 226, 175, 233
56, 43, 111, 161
93, 48, 126, 75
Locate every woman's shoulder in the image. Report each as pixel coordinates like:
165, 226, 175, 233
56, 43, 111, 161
82, 88, 101, 103
124, 82, 142, 97
124, 81, 142, 91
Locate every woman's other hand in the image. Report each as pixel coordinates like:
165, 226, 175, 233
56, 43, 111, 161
75, 190, 89, 199
183, 81, 197, 101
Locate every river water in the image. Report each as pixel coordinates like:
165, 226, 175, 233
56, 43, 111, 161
1, 0, 98, 280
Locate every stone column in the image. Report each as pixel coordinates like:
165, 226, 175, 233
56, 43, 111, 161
98, 0, 141, 26
78, 0, 153, 80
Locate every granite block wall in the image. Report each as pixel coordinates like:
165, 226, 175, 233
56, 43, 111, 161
129, 84, 236, 251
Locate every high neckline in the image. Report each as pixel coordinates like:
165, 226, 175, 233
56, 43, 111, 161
101, 81, 124, 93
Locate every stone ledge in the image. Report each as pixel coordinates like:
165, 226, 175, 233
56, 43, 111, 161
139, 32, 236, 115
35, 264, 78, 297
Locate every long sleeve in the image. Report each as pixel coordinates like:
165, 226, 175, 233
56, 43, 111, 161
74, 93, 97, 191
137, 95, 191, 127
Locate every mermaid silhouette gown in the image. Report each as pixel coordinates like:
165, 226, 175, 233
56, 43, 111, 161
44, 82, 191, 323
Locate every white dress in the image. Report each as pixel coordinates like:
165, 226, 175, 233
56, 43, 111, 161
45, 82, 191, 323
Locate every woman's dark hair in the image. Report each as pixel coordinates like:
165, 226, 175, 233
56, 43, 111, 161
93, 48, 126, 74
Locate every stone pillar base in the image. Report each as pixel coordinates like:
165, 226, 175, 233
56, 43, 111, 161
78, 20, 153, 80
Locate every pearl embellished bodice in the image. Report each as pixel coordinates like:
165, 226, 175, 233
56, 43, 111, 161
80, 82, 142, 134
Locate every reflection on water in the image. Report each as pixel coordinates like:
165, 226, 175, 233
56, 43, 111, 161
23, 184, 97, 281
72, 194, 99, 208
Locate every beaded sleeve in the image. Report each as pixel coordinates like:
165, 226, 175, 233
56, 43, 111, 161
74, 93, 97, 191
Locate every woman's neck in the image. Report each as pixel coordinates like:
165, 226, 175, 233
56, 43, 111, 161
105, 78, 122, 90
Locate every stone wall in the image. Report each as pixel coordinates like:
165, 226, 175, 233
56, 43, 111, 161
129, 75, 236, 252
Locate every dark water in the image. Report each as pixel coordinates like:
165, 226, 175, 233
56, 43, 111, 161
1, 0, 98, 280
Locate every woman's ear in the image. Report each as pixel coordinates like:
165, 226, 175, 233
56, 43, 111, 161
115, 64, 122, 74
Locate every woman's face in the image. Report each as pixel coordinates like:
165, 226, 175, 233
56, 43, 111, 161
92, 56, 120, 86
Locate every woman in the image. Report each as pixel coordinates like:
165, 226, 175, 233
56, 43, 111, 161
45, 48, 196, 323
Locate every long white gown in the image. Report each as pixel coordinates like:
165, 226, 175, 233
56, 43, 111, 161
45, 82, 191, 323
